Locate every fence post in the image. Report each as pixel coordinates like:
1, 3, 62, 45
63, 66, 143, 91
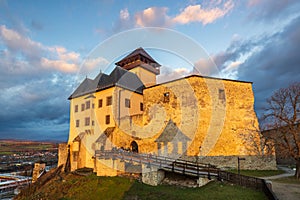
207, 164, 211, 180
172, 162, 175, 172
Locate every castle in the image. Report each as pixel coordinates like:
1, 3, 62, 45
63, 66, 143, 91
58, 47, 276, 175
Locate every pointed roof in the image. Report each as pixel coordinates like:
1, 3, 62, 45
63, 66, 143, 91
69, 67, 145, 99
155, 120, 191, 143
115, 47, 160, 75
117, 47, 157, 64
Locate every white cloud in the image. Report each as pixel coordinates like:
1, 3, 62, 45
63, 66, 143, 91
120, 8, 130, 20
157, 66, 190, 83
41, 58, 78, 73
0, 25, 81, 74
135, 7, 171, 27
81, 57, 109, 73
173, 0, 234, 25
0, 25, 43, 57
129, 1, 234, 29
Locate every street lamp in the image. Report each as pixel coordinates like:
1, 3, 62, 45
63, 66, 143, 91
238, 157, 245, 185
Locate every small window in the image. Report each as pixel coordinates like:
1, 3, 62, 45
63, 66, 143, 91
106, 96, 112, 106
98, 99, 103, 108
73, 152, 78, 162
163, 92, 170, 102
125, 98, 131, 108
105, 115, 110, 125
92, 103, 95, 109
75, 105, 78, 113
140, 102, 144, 111
76, 120, 80, 127
85, 117, 90, 126
92, 120, 94, 126
86, 101, 90, 109
81, 104, 85, 111
219, 89, 225, 100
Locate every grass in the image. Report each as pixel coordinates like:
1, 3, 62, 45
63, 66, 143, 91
16, 173, 267, 200
124, 180, 267, 200
273, 176, 300, 185
228, 170, 285, 177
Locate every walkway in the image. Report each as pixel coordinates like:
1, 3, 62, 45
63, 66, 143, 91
263, 166, 300, 200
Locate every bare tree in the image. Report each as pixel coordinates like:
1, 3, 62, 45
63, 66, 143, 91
263, 82, 300, 179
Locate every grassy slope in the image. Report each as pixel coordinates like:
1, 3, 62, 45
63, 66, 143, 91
16, 173, 267, 200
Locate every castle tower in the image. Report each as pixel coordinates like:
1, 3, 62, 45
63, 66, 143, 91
115, 47, 161, 87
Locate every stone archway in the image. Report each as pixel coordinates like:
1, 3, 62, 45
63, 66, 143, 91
130, 141, 138, 153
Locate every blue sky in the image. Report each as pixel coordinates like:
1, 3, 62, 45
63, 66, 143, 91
0, 0, 299, 141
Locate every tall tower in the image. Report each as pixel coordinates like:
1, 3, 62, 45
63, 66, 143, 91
115, 47, 160, 87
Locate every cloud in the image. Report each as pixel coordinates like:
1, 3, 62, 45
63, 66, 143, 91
113, 1, 234, 32
135, 7, 171, 27
0, 25, 80, 74
0, 25, 43, 59
173, 0, 234, 25
247, 0, 300, 21
157, 66, 190, 83
0, 25, 84, 140
120, 8, 130, 20
237, 16, 300, 117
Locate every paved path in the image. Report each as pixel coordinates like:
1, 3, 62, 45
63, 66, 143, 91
262, 166, 299, 200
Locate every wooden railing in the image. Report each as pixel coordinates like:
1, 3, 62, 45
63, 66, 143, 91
95, 150, 278, 200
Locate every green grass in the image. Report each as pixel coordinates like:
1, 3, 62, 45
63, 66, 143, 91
124, 180, 267, 200
16, 173, 267, 200
228, 170, 285, 177
273, 176, 300, 185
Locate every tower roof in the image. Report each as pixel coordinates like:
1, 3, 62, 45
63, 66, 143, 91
115, 47, 160, 75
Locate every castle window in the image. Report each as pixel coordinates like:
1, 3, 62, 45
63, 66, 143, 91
75, 105, 78, 112
92, 120, 94, 126
98, 99, 103, 108
73, 152, 78, 162
106, 96, 112, 106
163, 92, 170, 102
81, 104, 85, 111
105, 115, 110, 124
125, 98, 131, 108
76, 120, 80, 127
219, 89, 225, 100
140, 102, 144, 111
86, 101, 90, 109
85, 117, 90, 126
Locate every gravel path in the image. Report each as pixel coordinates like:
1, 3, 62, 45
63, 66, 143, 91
271, 182, 300, 200
263, 166, 300, 200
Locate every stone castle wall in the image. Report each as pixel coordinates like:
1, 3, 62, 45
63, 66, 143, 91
63, 75, 277, 172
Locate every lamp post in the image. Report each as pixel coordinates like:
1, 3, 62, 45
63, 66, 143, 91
238, 157, 245, 185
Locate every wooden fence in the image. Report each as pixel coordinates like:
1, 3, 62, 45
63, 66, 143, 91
96, 150, 278, 200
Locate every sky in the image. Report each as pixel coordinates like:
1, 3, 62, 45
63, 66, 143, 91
0, 0, 299, 141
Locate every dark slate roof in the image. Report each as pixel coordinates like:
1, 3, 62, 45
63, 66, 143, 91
116, 47, 158, 65
155, 120, 191, 143
69, 66, 145, 99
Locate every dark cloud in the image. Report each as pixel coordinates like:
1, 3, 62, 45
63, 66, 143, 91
0, 25, 80, 141
238, 16, 300, 118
